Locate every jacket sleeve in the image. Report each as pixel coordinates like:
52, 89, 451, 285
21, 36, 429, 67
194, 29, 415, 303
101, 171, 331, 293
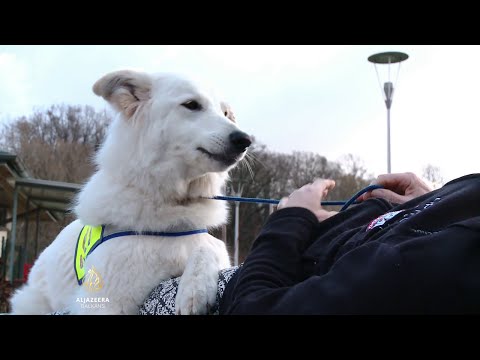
221, 207, 404, 315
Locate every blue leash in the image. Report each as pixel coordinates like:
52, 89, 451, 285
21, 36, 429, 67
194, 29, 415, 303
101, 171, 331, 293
211, 184, 383, 212
338, 184, 383, 211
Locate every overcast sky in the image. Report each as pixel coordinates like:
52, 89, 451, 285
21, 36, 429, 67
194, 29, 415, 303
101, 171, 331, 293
1, 45, 479, 183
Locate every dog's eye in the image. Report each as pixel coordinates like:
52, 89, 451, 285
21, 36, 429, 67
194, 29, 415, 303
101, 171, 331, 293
224, 111, 228, 116
182, 100, 202, 111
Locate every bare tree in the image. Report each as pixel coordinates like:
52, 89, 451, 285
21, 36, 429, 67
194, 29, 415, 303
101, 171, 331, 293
0, 104, 110, 183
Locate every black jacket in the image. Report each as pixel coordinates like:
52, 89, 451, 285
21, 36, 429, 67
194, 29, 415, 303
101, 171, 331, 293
219, 174, 480, 314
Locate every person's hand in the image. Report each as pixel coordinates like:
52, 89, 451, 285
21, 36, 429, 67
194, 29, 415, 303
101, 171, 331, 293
359, 172, 433, 204
277, 179, 339, 222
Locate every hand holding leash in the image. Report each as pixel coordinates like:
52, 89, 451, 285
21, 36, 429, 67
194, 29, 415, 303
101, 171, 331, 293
359, 172, 433, 204
277, 179, 339, 222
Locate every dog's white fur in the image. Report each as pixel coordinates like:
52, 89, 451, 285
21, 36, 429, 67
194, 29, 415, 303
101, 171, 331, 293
9, 70, 249, 315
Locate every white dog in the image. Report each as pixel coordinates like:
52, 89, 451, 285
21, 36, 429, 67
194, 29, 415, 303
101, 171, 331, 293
9, 70, 251, 315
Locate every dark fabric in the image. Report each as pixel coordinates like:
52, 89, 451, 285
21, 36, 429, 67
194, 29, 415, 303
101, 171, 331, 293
220, 174, 480, 315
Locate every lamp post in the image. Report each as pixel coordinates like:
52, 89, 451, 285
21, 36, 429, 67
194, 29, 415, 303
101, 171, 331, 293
368, 51, 409, 174
232, 184, 243, 266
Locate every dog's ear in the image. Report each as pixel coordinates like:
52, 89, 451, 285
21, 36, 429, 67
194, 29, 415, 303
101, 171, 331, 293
220, 101, 236, 123
93, 70, 152, 118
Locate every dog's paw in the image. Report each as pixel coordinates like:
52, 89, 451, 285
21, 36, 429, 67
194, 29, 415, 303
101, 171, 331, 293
175, 275, 218, 315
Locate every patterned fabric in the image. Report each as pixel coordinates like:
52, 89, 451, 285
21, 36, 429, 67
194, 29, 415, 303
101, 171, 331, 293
50, 309, 69, 315
139, 265, 241, 315
49, 265, 241, 315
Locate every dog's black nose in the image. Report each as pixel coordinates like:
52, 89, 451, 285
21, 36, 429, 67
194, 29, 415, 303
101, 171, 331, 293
229, 131, 252, 152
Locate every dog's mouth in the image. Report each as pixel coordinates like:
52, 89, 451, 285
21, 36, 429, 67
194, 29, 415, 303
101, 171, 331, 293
197, 147, 240, 166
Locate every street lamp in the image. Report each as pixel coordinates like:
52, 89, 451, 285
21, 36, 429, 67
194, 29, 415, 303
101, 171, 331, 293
368, 51, 409, 174
231, 183, 243, 266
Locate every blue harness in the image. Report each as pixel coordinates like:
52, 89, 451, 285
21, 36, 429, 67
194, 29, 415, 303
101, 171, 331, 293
74, 224, 207, 285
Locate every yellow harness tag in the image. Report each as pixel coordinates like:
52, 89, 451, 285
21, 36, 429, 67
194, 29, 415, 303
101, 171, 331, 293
75, 225, 103, 284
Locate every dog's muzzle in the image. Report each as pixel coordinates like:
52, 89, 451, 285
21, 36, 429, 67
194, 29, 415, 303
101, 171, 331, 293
197, 131, 252, 166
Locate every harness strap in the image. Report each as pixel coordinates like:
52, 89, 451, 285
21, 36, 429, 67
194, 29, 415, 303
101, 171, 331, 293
74, 225, 208, 285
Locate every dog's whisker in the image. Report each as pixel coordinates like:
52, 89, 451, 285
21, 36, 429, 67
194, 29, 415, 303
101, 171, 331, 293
246, 152, 266, 169
240, 156, 255, 180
